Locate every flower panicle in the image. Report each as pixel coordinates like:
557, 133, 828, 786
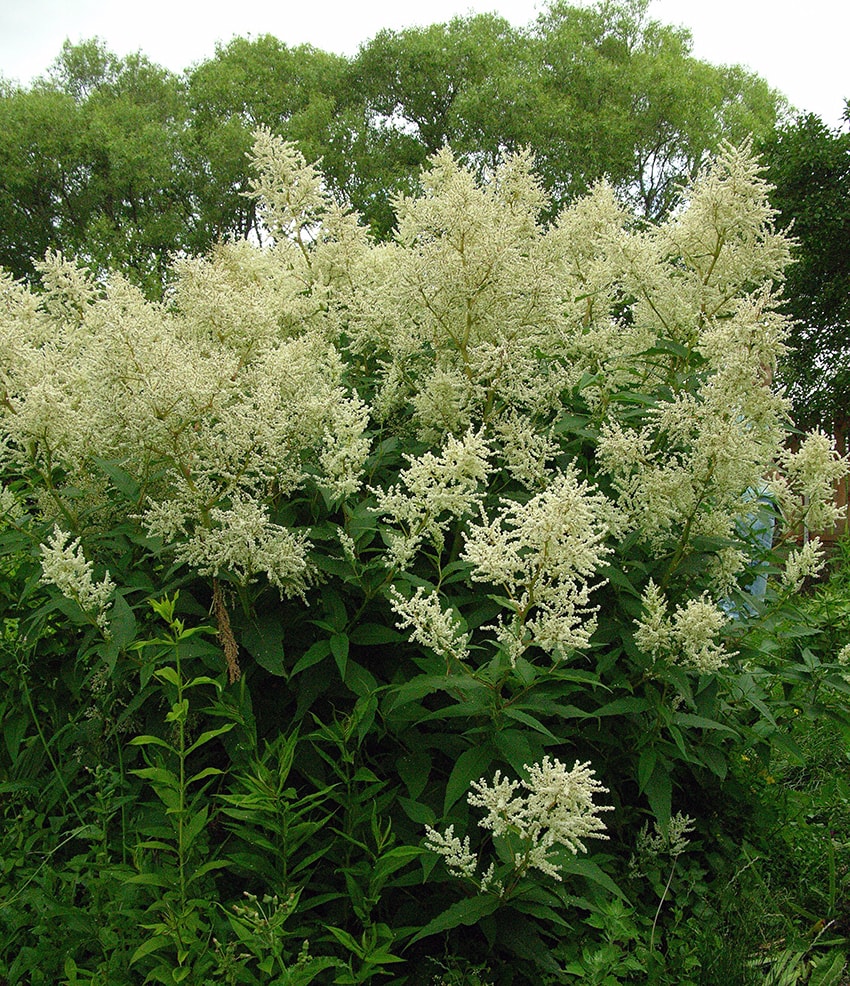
425, 757, 612, 892
39, 525, 115, 631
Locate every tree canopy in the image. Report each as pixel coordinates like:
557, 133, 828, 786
0, 0, 787, 296
758, 110, 850, 432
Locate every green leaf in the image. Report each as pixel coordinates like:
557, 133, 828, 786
130, 766, 179, 789
637, 748, 656, 794
396, 749, 431, 799
129, 735, 178, 754
343, 659, 378, 698
494, 728, 539, 776
593, 696, 651, 717
501, 707, 559, 740
94, 457, 140, 501
322, 587, 348, 631
326, 925, 362, 956
599, 563, 641, 597
386, 673, 482, 712
697, 744, 727, 779
291, 639, 330, 677
186, 859, 230, 884
154, 666, 180, 688
130, 934, 172, 964
645, 761, 672, 831
243, 612, 286, 676
186, 766, 225, 786
331, 632, 349, 677
398, 796, 435, 826
126, 872, 172, 888
3, 714, 27, 764
185, 722, 235, 756
808, 950, 847, 986
555, 855, 626, 899
370, 845, 424, 889
110, 592, 138, 651
181, 807, 208, 851
444, 745, 494, 814
185, 674, 222, 691
674, 712, 738, 735
408, 893, 501, 945
165, 699, 189, 723
350, 623, 403, 645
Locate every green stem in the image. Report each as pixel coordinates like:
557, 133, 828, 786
19, 657, 87, 828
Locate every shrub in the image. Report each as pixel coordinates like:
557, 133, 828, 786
1, 131, 847, 982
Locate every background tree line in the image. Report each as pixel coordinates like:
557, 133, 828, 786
1, 0, 848, 432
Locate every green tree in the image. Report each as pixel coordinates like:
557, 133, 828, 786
344, 0, 784, 233
0, 39, 193, 297
0, 82, 86, 284
184, 35, 348, 245
759, 110, 850, 433
528, 0, 783, 217
0, 3, 788, 288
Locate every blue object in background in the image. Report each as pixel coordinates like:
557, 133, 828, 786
721, 482, 776, 618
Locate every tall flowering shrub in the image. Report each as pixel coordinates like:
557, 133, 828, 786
1, 130, 847, 976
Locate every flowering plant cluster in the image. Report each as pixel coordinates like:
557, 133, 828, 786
2, 129, 848, 978
426, 757, 612, 895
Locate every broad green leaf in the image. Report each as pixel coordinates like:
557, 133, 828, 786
129, 934, 172, 965
637, 748, 656, 794
645, 761, 672, 832
243, 612, 286, 676
154, 666, 180, 688
494, 728, 539, 775
408, 893, 501, 945
185, 722, 235, 756
331, 631, 349, 677
350, 623, 403, 645
291, 639, 330, 677
93, 457, 141, 501
674, 712, 738, 735
396, 749, 431, 799
398, 796, 435, 826
181, 807, 208, 850
808, 951, 847, 986
186, 766, 225, 786
130, 766, 179, 788
110, 592, 137, 650
126, 871, 172, 888
555, 854, 627, 900
444, 744, 494, 814
501, 707, 559, 740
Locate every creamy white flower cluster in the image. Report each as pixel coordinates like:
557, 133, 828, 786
461, 469, 611, 664
4, 134, 849, 622
773, 431, 849, 534
373, 429, 490, 569
1, 149, 371, 593
344, 147, 564, 438
146, 496, 313, 597
388, 586, 469, 666
780, 538, 826, 594
425, 757, 612, 893
634, 580, 732, 673
837, 644, 850, 685
39, 526, 115, 631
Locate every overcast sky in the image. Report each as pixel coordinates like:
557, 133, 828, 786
1, 0, 847, 127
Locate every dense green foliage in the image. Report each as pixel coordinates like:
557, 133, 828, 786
758, 109, 850, 432
0, 0, 784, 295
1, 128, 849, 984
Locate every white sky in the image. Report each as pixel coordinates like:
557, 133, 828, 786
0, 0, 847, 127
